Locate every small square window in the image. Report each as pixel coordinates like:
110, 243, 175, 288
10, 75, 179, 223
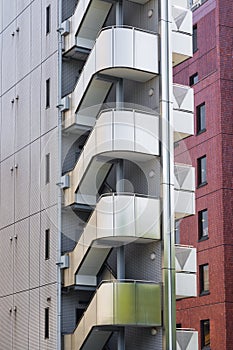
175, 220, 180, 244
201, 319, 210, 349
190, 73, 199, 86
197, 103, 206, 134
46, 5, 51, 34
45, 307, 49, 339
197, 155, 207, 187
45, 153, 50, 184
45, 229, 50, 260
198, 209, 208, 240
46, 78, 50, 108
193, 25, 198, 53
200, 264, 209, 295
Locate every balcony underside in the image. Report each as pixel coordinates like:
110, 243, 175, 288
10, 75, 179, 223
64, 109, 159, 206
64, 194, 160, 287
63, 27, 159, 133
64, 282, 161, 350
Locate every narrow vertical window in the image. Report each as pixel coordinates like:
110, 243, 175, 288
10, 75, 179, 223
45, 307, 49, 339
175, 220, 180, 244
198, 209, 208, 240
45, 229, 50, 260
46, 5, 51, 34
197, 155, 207, 186
45, 153, 50, 184
200, 264, 209, 295
46, 78, 50, 108
201, 319, 210, 349
197, 103, 206, 134
193, 25, 198, 53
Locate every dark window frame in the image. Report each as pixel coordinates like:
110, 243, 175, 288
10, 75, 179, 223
46, 78, 50, 109
45, 307, 49, 339
45, 229, 50, 260
198, 209, 208, 241
199, 264, 209, 295
197, 155, 207, 187
190, 73, 199, 86
196, 102, 206, 134
193, 25, 198, 53
175, 220, 180, 244
45, 153, 50, 184
201, 319, 210, 349
46, 5, 51, 35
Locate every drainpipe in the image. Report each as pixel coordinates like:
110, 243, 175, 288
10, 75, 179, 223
57, 0, 63, 349
160, 0, 176, 349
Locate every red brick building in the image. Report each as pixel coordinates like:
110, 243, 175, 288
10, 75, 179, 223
174, 0, 233, 348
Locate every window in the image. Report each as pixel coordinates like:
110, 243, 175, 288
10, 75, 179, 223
198, 209, 208, 240
197, 103, 206, 134
201, 319, 210, 349
46, 5, 51, 34
45, 229, 50, 260
193, 25, 198, 53
45, 153, 50, 184
200, 264, 209, 295
175, 220, 180, 244
190, 73, 199, 86
197, 155, 207, 186
176, 323, 182, 329
46, 78, 50, 108
45, 308, 49, 339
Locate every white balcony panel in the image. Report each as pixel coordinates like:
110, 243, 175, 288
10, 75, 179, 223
175, 245, 197, 273
174, 190, 195, 219
172, 0, 190, 8
173, 84, 194, 112
176, 330, 198, 350
63, 27, 159, 132
64, 194, 160, 287
64, 109, 159, 206
172, 6, 193, 66
174, 164, 195, 192
176, 273, 197, 299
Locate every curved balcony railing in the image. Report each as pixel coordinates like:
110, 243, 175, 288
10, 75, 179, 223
173, 84, 194, 141
172, 5, 193, 66
176, 329, 198, 350
63, 26, 159, 131
64, 109, 159, 206
64, 193, 160, 286
175, 245, 197, 299
64, 281, 161, 350
174, 164, 195, 218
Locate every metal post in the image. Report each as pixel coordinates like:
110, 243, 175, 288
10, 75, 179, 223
160, 0, 176, 349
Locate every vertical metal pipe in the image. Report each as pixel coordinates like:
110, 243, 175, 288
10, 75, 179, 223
57, 1, 63, 349
160, 0, 176, 349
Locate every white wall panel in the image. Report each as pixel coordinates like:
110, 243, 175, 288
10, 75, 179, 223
41, 54, 58, 135
17, 0, 31, 14
0, 295, 13, 350
15, 75, 30, 151
13, 291, 30, 350
16, 7, 31, 81
0, 226, 14, 296
29, 288, 40, 350
40, 284, 57, 350
2, 23, 16, 93
30, 140, 41, 215
15, 146, 30, 221
0, 88, 15, 160
14, 219, 30, 292
31, 0, 42, 69
30, 67, 41, 141
41, 0, 58, 61
29, 214, 40, 289
0, 157, 15, 229
2, 0, 16, 29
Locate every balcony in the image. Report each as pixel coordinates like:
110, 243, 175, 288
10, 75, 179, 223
62, 0, 151, 55
62, 26, 159, 133
175, 245, 197, 299
63, 194, 160, 287
64, 281, 161, 350
172, 5, 193, 66
174, 164, 195, 218
173, 84, 194, 141
176, 329, 198, 350
64, 109, 159, 207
